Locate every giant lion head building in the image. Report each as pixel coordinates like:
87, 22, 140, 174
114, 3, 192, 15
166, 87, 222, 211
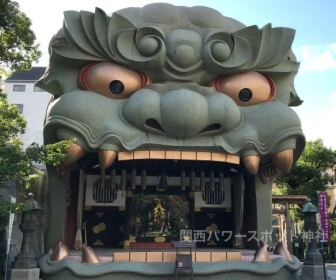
36, 3, 305, 279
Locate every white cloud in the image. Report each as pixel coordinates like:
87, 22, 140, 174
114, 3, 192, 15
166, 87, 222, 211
294, 90, 336, 150
294, 43, 336, 73
331, 91, 336, 103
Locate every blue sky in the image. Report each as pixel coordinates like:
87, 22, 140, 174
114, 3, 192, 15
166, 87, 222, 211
16, 0, 336, 149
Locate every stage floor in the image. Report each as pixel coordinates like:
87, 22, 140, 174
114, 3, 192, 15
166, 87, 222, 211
68, 247, 282, 263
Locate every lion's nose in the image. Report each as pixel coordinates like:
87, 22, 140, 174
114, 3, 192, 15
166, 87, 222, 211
123, 88, 241, 139
160, 90, 241, 138
160, 89, 208, 138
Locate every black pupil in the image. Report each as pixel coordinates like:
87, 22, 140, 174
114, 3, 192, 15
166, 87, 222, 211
109, 80, 124, 94
239, 88, 253, 102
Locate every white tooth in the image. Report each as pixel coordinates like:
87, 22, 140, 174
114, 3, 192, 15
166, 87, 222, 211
253, 241, 270, 262
98, 150, 117, 169
274, 241, 293, 261
271, 149, 293, 173
242, 155, 260, 174
81, 245, 100, 263
57, 143, 85, 178
63, 143, 86, 166
49, 241, 70, 261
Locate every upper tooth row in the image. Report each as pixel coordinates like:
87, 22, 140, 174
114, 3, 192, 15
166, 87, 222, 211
60, 143, 293, 179
118, 150, 240, 164
62, 143, 240, 169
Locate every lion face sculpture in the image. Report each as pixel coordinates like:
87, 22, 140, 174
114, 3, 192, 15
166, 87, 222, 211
37, 3, 304, 279
38, 3, 304, 182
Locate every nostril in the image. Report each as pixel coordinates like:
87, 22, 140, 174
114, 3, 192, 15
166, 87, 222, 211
198, 123, 221, 135
145, 119, 165, 133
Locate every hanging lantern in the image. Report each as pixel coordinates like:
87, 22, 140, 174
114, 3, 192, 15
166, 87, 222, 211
141, 169, 146, 190
100, 169, 105, 189
181, 170, 186, 191
110, 169, 116, 190
131, 169, 136, 190
210, 171, 215, 192
219, 172, 224, 201
200, 171, 205, 191
189, 171, 195, 191
121, 169, 126, 190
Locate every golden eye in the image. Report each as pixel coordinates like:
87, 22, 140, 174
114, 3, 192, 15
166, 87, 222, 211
210, 71, 276, 106
78, 62, 149, 99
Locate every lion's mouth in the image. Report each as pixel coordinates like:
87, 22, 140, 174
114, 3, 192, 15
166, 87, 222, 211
57, 143, 294, 185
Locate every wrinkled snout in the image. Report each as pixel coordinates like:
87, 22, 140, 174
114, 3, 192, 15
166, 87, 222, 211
123, 88, 242, 139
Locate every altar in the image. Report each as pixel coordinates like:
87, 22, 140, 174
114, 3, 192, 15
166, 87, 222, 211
81, 174, 233, 249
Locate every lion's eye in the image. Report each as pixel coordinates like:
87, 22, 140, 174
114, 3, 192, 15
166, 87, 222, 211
109, 80, 124, 94
238, 88, 253, 102
209, 71, 276, 106
78, 62, 148, 99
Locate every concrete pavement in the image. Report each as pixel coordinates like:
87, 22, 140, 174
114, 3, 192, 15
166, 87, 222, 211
297, 263, 336, 279
326, 263, 336, 280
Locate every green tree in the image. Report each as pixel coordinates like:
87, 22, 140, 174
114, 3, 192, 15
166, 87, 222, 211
0, 92, 72, 215
330, 218, 336, 243
0, 0, 48, 217
0, 0, 41, 74
0, 92, 72, 277
0, 2, 52, 276
275, 139, 336, 206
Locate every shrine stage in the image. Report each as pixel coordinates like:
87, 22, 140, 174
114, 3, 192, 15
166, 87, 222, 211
67, 246, 298, 265
39, 247, 301, 280
68, 247, 249, 263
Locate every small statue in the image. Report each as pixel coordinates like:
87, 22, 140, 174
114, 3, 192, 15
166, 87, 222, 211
153, 202, 166, 234
134, 214, 142, 236
26, 193, 42, 210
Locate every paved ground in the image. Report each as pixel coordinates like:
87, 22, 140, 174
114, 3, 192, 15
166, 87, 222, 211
296, 263, 336, 279
298, 263, 336, 279
326, 263, 336, 280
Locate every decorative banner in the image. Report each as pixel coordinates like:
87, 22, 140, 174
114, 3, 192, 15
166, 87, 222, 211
318, 191, 330, 242
6, 195, 15, 255
5, 195, 15, 280
6, 212, 14, 255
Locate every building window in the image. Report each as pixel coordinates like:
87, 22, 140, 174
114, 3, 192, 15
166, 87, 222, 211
15, 104, 24, 113
13, 85, 26, 92
33, 86, 45, 92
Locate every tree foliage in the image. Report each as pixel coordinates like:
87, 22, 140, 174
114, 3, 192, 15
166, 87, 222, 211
275, 139, 336, 205
0, 93, 30, 188
0, 0, 41, 74
0, 1, 58, 221
330, 218, 336, 243
0, 93, 71, 215
0, 2, 45, 274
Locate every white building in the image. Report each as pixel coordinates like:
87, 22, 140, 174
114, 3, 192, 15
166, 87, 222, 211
4, 67, 50, 148
2, 68, 50, 266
